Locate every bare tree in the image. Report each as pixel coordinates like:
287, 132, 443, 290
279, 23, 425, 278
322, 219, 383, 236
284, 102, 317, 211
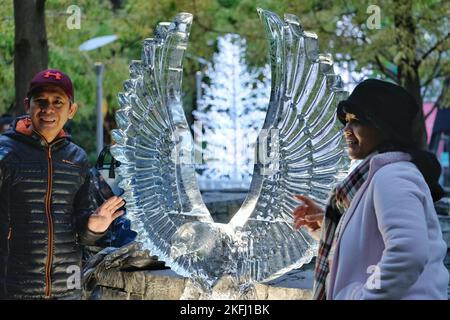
13, 0, 48, 116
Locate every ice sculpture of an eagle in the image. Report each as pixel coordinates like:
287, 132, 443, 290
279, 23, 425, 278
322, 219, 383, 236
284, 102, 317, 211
110, 9, 349, 290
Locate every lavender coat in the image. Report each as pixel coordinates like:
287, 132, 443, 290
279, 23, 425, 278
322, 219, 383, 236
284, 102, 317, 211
327, 152, 449, 300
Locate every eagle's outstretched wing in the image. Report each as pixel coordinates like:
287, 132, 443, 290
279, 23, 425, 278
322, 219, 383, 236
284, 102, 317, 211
110, 13, 215, 280
228, 9, 349, 282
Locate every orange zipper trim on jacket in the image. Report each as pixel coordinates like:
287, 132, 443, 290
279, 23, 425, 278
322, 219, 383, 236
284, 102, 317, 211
30, 130, 65, 299
44, 145, 54, 299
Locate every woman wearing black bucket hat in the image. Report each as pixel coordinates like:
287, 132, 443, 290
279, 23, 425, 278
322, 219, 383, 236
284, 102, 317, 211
293, 79, 449, 300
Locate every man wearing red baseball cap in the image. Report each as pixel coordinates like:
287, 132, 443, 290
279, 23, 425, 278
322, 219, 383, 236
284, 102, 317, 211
0, 69, 125, 299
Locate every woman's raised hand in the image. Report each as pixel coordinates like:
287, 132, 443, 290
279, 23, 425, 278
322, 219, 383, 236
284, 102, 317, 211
293, 194, 324, 233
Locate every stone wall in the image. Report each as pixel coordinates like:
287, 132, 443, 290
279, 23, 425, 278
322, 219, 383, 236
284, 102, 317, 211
85, 267, 314, 300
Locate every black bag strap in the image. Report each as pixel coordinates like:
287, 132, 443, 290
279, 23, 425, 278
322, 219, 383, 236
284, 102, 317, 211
96, 145, 121, 179
95, 146, 110, 170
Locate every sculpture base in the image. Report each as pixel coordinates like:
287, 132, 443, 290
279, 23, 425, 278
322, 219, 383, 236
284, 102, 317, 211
84, 263, 314, 300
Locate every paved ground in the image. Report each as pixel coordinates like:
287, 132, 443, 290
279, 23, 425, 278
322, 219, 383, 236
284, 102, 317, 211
264, 261, 315, 290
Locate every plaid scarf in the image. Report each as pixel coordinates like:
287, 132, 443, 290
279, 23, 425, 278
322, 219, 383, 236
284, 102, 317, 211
312, 154, 375, 300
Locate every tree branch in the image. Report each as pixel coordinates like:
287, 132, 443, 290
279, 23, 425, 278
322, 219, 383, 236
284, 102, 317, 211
425, 77, 449, 121
424, 103, 438, 120
421, 52, 442, 88
374, 55, 398, 81
419, 32, 450, 63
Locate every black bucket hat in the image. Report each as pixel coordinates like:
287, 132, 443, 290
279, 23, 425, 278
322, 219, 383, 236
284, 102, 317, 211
337, 79, 420, 147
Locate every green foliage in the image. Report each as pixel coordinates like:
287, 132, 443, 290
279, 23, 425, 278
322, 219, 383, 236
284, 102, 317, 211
216, 0, 241, 9
0, 0, 15, 112
0, 0, 448, 163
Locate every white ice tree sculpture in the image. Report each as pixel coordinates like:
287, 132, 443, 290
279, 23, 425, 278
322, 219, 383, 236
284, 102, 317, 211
193, 34, 271, 189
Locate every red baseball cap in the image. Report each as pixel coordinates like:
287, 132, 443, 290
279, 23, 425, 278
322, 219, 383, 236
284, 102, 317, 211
27, 69, 74, 101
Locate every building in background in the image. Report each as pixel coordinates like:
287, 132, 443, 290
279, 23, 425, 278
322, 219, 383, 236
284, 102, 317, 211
428, 106, 450, 192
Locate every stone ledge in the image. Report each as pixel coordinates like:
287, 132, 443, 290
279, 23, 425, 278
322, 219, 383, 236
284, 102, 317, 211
87, 268, 313, 300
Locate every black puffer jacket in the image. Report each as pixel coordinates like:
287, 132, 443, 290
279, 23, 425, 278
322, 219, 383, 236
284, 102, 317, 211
0, 117, 105, 299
